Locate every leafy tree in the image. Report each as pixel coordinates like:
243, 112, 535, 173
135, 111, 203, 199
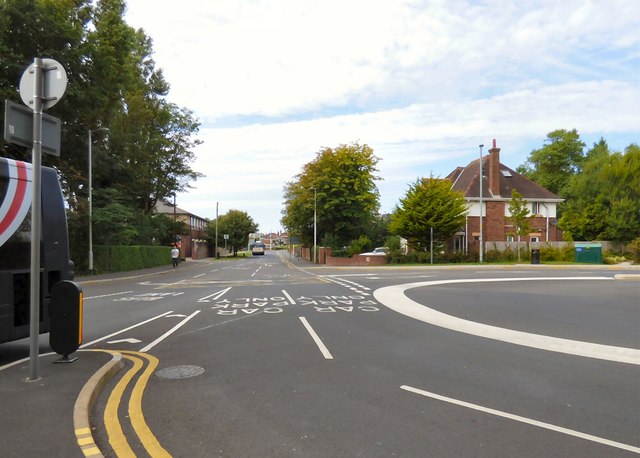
389, 177, 467, 252
281, 142, 381, 247
365, 213, 391, 248
208, 210, 258, 256
517, 129, 585, 196
559, 142, 640, 242
507, 190, 533, 261
0, 0, 203, 268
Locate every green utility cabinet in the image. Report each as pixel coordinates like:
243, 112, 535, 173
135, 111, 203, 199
574, 243, 602, 264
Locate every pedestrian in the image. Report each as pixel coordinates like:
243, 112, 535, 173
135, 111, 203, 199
171, 245, 180, 267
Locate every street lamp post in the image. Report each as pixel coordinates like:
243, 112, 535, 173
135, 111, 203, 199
88, 127, 109, 273
478, 143, 484, 263
215, 201, 219, 258
311, 187, 317, 264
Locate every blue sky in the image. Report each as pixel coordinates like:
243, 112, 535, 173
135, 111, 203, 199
125, 0, 640, 233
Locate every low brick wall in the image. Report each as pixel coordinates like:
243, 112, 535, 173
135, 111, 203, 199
326, 254, 387, 266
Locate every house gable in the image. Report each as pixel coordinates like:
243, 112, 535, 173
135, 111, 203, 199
446, 139, 564, 245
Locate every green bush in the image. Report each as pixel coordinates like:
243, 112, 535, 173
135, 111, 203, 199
348, 235, 373, 257
603, 251, 628, 265
628, 238, 640, 263
385, 236, 402, 251
93, 245, 172, 274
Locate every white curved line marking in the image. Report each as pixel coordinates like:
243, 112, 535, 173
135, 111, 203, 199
374, 277, 640, 365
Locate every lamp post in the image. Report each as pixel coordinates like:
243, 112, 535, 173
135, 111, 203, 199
88, 127, 109, 272
478, 143, 484, 263
311, 187, 317, 264
215, 201, 219, 258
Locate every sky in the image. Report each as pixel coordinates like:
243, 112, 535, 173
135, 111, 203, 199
124, 0, 640, 234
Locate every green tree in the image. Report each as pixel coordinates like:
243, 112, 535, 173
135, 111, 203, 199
517, 129, 585, 196
507, 190, 533, 261
209, 210, 258, 256
281, 142, 381, 248
559, 142, 640, 243
389, 177, 467, 252
0, 0, 203, 267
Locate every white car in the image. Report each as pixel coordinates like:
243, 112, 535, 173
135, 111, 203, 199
251, 242, 265, 255
360, 247, 389, 256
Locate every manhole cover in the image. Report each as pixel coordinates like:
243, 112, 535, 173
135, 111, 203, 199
156, 365, 205, 379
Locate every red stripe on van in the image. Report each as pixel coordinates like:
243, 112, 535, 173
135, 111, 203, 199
0, 161, 29, 235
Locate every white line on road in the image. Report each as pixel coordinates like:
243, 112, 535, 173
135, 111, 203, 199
197, 287, 232, 302
322, 274, 377, 277
251, 266, 262, 277
299, 317, 333, 360
282, 289, 296, 305
139, 310, 201, 353
85, 291, 134, 300
80, 311, 174, 348
193, 273, 206, 279
401, 385, 640, 454
374, 277, 640, 365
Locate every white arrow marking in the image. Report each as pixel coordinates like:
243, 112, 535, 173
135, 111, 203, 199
107, 338, 142, 344
198, 287, 232, 302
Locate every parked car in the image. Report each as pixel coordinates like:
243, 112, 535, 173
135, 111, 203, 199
360, 247, 389, 256
251, 242, 265, 255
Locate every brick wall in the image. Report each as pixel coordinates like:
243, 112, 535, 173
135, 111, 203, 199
326, 255, 387, 266
486, 201, 506, 240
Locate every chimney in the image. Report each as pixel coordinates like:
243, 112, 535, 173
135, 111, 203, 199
489, 138, 501, 196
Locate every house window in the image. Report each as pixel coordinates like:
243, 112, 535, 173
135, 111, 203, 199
532, 202, 542, 215
507, 235, 514, 242
530, 236, 539, 243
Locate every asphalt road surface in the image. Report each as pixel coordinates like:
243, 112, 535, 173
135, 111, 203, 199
2, 252, 639, 457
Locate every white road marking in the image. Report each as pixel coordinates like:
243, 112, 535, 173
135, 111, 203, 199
322, 274, 377, 277
282, 289, 296, 305
85, 291, 134, 300
193, 273, 206, 279
80, 311, 174, 348
401, 385, 640, 454
107, 338, 142, 344
139, 310, 201, 353
299, 317, 333, 360
138, 280, 185, 286
251, 266, 262, 277
197, 287, 232, 302
374, 277, 640, 365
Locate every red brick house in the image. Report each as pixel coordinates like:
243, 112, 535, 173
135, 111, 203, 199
446, 139, 563, 254
155, 200, 210, 259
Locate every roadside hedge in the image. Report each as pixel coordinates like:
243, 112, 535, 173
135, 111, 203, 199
92, 245, 172, 273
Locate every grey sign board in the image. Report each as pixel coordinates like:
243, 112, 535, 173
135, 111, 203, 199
19, 58, 68, 110
3, 100, 61, 156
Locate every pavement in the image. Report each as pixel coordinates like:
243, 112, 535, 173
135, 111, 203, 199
0, 256, 637, 457
0, 260, 207, 458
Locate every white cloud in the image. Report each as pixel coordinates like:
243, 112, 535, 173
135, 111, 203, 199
124, 0, 640, 232
178, 79, 640, 229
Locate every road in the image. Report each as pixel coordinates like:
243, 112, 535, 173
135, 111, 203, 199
1, 252, 639, 457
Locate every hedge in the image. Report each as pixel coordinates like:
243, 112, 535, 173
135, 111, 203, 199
92, 245, 172, 273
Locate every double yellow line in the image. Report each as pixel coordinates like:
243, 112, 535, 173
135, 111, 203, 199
103, 350, 171, 457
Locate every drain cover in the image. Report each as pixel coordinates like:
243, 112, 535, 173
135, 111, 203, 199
156, 365, 205, 379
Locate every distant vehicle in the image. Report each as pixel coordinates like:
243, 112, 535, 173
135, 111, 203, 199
360, 247, 389, 256
251, 242, 265, 255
